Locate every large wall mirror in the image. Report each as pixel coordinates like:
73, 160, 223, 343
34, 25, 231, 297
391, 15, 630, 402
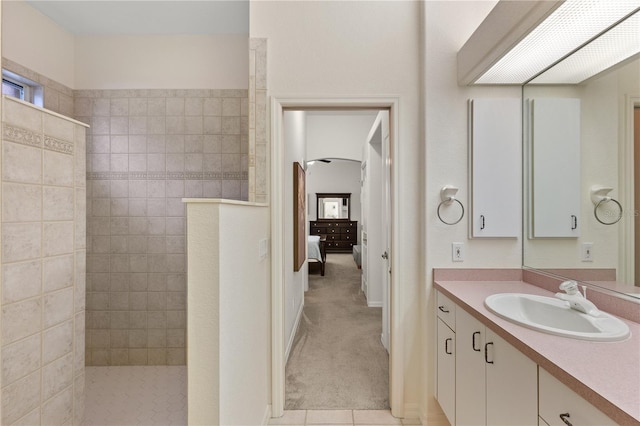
316, 193, 351, 220
523, 18, 640, 299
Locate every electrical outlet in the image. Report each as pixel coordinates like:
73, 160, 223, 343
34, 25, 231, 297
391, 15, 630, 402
452, 242, 464, 262
581, 242, 594, 262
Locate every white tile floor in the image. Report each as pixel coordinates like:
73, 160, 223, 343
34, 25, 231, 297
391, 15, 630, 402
84, 366, 187, 426
268, 410, 422, 426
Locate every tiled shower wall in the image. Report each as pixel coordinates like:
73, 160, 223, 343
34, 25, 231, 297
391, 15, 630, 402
1, 96, 87, 425
76, 89, 248, 366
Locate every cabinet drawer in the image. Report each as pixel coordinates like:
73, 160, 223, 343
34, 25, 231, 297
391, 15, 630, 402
539, 368, 615, 426
436, 291, 456, 330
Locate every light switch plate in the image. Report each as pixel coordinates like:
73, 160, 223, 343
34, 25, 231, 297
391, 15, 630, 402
452, 242, 464, 262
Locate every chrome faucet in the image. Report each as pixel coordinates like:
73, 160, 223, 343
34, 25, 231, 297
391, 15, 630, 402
555, 280, 600, 316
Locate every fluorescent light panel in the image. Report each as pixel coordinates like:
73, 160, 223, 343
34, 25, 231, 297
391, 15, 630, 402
476, 0, 640, 84
531, 11, 640, 84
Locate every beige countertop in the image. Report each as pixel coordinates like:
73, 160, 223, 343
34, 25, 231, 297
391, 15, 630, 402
434, 279, 640, 425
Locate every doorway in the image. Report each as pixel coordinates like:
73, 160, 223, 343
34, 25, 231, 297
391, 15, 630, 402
270, 97, 403, 418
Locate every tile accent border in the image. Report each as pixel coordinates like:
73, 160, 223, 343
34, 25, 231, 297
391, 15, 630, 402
3, 123, 74, 155
3, 124, 43, 148
86, 171, 247, 181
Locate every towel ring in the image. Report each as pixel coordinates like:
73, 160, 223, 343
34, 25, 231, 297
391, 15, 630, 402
438, 197, 465, 225
594, 197, 623, 225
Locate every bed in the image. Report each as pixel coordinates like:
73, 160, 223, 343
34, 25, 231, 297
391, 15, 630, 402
307, 235, 327, 276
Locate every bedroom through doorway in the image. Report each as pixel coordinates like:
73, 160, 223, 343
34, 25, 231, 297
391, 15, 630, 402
278, 107, 393, 411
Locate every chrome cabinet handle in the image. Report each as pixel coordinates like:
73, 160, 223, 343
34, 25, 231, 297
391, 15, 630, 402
480, 215, 485, 230
438, 306, 449, 313
445, 338, 453, 355
484, 342, 494, 364
472, 331, 481, 352
571, 215, 578, 230
559, 413, 573, 426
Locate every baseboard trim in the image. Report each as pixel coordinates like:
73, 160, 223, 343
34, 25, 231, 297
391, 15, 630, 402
285, 300, 304, 362
403, 403, 422, 422
367, 301, 383, 308
262, 404, 272, 425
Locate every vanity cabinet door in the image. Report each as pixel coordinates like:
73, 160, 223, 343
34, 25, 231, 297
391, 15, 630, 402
469, 98, 521, 238
528, 98, 581, 238
437, 318, 456, 425
539, 368, 615, 426
455, 308, 486, 425
485, 328, 538, 426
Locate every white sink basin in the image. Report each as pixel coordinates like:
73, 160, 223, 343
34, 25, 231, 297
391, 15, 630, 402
485, 293, 630, 342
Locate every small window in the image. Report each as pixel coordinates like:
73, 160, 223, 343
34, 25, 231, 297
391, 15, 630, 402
3, 78, 25, 99
2, 70, 43, 107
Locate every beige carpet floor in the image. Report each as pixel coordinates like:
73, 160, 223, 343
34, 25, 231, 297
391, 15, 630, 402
285, 253, 389, 410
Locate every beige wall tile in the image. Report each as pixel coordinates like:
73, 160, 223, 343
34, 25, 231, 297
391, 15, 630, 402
2, 260, 41, 304
2, 222, 41, 263
44, 187, 74, 221
148, 348, 167, 364
147, 329, 166, 348
44, 288, 74, 328
42, 353, 73, 401
44, 150, 74, 187
128, 348, 148, 365
44, 113, 75, 142
41, 385, 73, 425
74, 373, 85, 424
167, 348, 185, 365
1, 333, 41, 386
43, 321, 73, 365
12, 407, 40, 426
43, 222, 74, 257
4, 98, 42, 132
3, 142, 42, 185
1, 370, 41, 425
2, 183, 42, 222
43, 254, 74, 292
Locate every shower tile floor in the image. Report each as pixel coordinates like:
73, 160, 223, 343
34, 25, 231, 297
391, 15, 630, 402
84, 366, 187, 425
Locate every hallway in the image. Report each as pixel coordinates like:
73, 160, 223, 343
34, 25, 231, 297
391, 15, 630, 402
285, 254, 388, 409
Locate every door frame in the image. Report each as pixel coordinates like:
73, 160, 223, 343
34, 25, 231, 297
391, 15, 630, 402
620, 94, 639, 286
270, 96, 403, 418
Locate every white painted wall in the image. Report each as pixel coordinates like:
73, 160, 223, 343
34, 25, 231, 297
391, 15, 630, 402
74, 35, 249, 90
424, 0, 521, 418
306, 112, 378, 161
283, 111, 307, 357
186, 200, 270, 426
2, 0, 76, 88
306, 160, 361, 224
251, 0, 422, 415
2, 1, 248, 90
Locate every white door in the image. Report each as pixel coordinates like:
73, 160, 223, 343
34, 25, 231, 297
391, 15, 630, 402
380, 111, 391, 352
361, 161, 368, 294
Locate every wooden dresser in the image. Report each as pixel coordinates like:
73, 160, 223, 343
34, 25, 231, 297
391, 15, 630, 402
310, 220, 358, 253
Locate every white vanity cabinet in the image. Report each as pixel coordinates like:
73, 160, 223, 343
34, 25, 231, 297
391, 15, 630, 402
455, 307, 538, 426
539, 368, 616, 426
436, 292, 456, 425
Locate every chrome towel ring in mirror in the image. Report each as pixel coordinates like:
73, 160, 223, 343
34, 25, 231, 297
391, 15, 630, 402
590, 186, 623, 225
438, 185, 465, 225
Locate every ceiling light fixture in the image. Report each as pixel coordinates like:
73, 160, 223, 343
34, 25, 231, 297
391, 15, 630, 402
458, 0, 640, 85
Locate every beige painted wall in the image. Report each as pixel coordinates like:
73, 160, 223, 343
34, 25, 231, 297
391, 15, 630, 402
74, 35, 249, 90
2, 0, 76, 88
3, 1, 248, 90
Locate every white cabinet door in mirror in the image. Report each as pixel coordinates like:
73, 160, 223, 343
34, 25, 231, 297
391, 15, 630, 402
469, 98, 521, 238
528, 98, 581, 238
